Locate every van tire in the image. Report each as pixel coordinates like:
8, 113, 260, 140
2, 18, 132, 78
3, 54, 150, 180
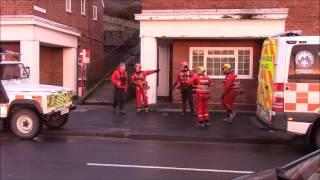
10, 109, 42, 139
44, 114, 69, 129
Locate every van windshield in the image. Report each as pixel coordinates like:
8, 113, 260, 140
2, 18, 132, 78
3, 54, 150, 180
0, 63, 29, 80
288, 44, 320, 82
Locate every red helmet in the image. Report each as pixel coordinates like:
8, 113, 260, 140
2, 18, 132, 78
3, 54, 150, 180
135, 63, 142, 72
180, 61, 189, 70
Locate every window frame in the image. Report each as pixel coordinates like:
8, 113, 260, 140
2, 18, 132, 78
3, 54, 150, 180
93, 5, 98, 21
189, 47, 254, 79
81, 0, 86, 15
288, 44, 320, 83
66, 0, 72, 13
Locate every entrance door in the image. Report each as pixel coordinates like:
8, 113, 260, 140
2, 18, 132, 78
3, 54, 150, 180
157, 45, 170, 97
40, 46, 63, 86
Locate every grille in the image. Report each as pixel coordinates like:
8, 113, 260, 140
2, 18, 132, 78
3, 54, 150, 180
54, 92, 72, 109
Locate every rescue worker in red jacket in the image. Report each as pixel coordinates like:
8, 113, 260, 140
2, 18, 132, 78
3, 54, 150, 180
131, 63, 159, 113
221, 64, 241, 123
187, 66, 211, 128
173, 61, 195, 116
111, 63, 128, 114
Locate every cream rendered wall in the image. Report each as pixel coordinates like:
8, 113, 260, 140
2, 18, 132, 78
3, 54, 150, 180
63, 48, 77, 93
138, 19, 286, 104
140, 19, 286, 38
0, 23, 78, 92
20, 40, 40, 84
141, 36, 157, 104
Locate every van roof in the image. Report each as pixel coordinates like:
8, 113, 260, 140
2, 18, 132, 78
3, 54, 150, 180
270, 36, 320, 42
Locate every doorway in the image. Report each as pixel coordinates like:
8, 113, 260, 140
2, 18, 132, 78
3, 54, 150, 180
157, 40, 173, 101
40, 46, 63, 86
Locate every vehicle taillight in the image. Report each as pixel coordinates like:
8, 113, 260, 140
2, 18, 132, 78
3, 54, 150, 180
272, 83, 284, 112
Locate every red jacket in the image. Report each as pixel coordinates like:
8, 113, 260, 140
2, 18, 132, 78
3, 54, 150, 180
131, 70, 157, 89
224, 73, 237, 93
187, 74, 211, 94
174, 70, 195, 89
111, 68, 128, 89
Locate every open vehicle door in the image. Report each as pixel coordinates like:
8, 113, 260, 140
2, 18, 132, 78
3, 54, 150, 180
0, 80, 9, 104
256, 39, 278, 123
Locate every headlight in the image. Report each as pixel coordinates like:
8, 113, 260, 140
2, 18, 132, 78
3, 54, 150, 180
47, 94, 56, 107
65, 91, 72, 103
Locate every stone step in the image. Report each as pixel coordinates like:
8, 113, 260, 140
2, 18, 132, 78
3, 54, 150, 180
84, 80, 114, 105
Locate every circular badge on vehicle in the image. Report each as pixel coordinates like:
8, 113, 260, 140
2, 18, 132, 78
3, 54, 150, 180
295, 51, 314, 66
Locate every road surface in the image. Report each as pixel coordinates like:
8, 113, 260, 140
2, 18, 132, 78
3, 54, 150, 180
0, 135, 311, 180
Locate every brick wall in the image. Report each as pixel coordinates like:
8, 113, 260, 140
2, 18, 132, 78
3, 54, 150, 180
0, 0, 33, 15
33, 0, 105, 89
142, 0, 320, 35
172, 39, 263, 111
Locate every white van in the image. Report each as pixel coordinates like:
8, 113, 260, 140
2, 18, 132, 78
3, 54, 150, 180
256, 31, 320, 148
0, 51, 76, 139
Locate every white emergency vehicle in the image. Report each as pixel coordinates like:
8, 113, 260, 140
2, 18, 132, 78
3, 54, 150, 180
0, 51, 76, 139
256, 31, 320, 148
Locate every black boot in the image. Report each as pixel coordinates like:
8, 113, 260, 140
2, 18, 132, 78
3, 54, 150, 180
205, 120, 210, 127
198, 121, 205, 128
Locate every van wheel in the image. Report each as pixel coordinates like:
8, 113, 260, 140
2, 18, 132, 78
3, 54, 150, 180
10, 109, 42, 139
314, 127, 320, 149
44, 114, 69, 129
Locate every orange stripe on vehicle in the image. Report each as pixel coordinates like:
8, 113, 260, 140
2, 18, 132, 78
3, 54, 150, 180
285, 103, 296, 111
266, 91, 272, 109
262, 70, 272, 109
269, 44, 275, 56
263, 43, 269, 55
286, 83, 297, 91
267, 71, 273, 85
32, 96, 42, 104
263, 48, 267, 56
296, 92, 308, 98
309, 84, 320, 92
308, 104, 319, 111
296, 98, 308, 104
15, 95, 24, 99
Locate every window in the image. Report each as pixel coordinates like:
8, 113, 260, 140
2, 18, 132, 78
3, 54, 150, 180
288, 44, 320, 82
0, 63, 29, 80
66, 0, 72, 13
93, 6, 98, 21
190, 47, 253, 78
191, 50, 204, 72
81, 0, 86, 15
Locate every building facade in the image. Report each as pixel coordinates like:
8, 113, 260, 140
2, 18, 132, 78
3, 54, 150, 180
0, 0, 105, 95
135, 0, 320, 110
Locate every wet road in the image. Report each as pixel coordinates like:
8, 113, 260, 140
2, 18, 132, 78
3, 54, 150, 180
0, 136, 311, 180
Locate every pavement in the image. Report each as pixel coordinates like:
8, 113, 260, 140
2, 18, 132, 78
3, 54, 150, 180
36, 102, 301, 145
